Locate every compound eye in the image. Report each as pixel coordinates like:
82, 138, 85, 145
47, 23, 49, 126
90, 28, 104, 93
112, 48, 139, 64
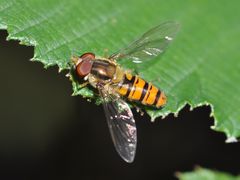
80, 52, 95, 60
76, 59, 93, 77
76, 52, 95, 77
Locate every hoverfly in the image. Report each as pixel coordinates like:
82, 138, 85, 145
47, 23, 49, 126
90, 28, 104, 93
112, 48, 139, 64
71, 21, 179, 163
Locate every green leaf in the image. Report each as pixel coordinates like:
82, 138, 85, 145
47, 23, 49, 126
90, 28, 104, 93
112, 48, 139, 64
177, 167, 240, 180
1, 0, 240, 140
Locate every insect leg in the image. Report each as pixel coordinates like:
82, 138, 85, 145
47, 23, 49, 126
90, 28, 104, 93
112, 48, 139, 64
79, 81, 89, 88
131, 104, 144, 116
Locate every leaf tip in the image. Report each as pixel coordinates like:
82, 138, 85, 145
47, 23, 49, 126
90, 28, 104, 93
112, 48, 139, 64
58, 67, 64, 73
225, 136, 238, 143
0, 23, 7, 30
7, 34, 36, 47
44, 64, 50, 69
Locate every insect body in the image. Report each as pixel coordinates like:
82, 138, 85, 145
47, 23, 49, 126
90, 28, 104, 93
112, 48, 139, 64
72, 21, 179, 163
75, 53, 166, 107
117, 73, 166, 108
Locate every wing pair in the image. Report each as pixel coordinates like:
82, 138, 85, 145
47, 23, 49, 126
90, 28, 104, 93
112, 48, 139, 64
100, 21, 180, 162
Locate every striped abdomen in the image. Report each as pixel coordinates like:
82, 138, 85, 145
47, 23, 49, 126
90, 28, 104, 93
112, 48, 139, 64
117, 73, 167, 108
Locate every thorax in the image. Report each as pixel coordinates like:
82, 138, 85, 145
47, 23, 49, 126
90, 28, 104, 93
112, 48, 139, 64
88, 58, 124, 88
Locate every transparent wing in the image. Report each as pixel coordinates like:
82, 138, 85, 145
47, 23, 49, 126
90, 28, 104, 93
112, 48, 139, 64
110, 21, 180, 64
99, 88, 137, 163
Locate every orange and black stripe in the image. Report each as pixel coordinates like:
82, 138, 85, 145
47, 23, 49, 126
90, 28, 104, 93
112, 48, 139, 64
117, 73, 167, 108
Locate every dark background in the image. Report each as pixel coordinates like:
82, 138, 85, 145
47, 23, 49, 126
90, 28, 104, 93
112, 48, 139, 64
1, 30, 240, 180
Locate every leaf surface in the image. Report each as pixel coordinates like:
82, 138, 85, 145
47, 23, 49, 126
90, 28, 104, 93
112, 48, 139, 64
177, 168, 240, 180
1, 0, 240, 140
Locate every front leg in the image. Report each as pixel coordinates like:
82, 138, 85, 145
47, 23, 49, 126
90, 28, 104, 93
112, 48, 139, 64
79, 81, 89, 88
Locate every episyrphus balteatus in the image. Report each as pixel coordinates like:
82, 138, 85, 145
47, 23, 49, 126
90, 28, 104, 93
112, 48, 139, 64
71, 21, 180, 163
